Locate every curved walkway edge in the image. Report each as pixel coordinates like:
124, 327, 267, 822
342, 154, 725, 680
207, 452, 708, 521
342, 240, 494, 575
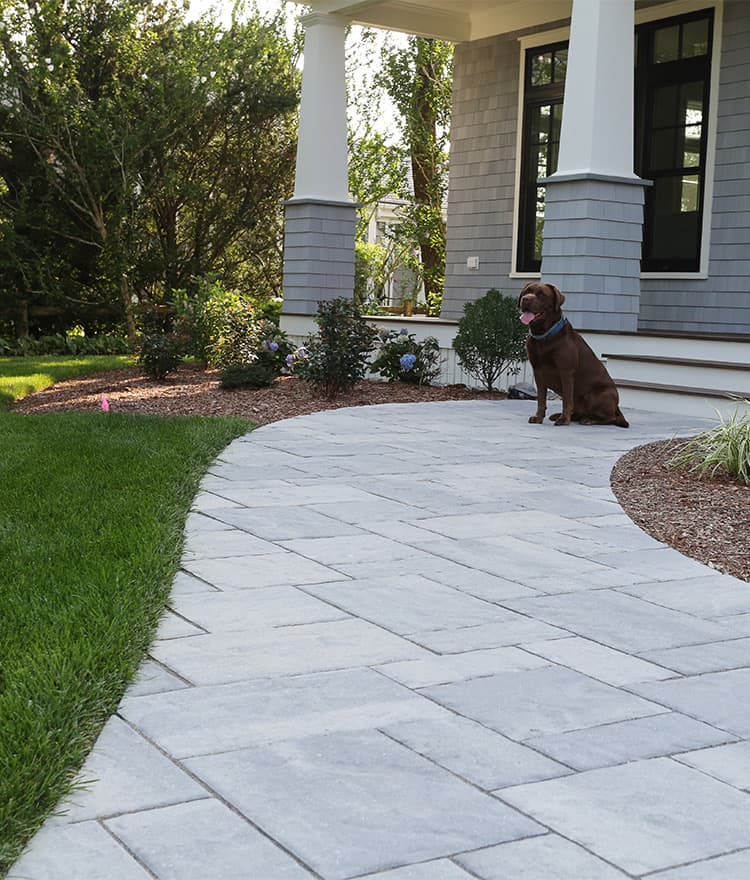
11, 401, 750, 880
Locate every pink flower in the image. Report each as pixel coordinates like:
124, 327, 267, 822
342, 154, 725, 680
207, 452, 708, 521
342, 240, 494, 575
101, 396, 110, 412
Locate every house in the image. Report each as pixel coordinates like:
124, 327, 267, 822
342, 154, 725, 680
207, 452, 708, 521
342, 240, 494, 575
280, 0, 749, 415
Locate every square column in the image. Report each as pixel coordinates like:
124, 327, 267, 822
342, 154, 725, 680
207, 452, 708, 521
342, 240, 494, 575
282, 12, 356, 319
540, 0, 648, 331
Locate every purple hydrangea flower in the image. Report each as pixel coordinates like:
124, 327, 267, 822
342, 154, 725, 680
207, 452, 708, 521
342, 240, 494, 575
285, 353, 295, 365
400, 353, 417, 371
297, 347, 309, 359
269, 341, 279, 351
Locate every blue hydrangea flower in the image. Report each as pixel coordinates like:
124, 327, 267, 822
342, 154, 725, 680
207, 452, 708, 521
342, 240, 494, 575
285, 353, 295, 365
297, 347, 309, 359
400, 353, 417, 371
269, 341, 279, 351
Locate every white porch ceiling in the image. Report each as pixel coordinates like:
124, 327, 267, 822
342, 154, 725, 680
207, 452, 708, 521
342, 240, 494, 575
292, 0, 574, 42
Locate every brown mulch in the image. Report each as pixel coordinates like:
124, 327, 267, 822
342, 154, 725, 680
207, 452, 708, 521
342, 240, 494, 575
13, 364, 749, 583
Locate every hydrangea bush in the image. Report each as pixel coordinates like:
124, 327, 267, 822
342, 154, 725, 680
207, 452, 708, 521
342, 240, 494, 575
370, 328, 442, 386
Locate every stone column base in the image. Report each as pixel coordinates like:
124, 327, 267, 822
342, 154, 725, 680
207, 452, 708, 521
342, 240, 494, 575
540, 173, 648, 332
281, 198, 357, 317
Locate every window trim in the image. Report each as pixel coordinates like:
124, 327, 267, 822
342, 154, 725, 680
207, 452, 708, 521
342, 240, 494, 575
510, 0, 723, 280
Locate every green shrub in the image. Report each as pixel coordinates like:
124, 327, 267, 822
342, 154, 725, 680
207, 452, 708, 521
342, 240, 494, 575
219, 361, 278, 389
138, 333, 182, 380
292, 297, 376, 398
0, 334, 131, 357
668, 401, 750, 484
370, 328, 442, 385
453, 288, 528, 391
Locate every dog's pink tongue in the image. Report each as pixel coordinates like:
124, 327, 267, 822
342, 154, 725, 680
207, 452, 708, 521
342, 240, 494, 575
520, 311, 537, 326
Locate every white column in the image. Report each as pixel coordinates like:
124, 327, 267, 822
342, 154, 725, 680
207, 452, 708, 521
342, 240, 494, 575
554, 0, 636, 179
294, 12, 350, 202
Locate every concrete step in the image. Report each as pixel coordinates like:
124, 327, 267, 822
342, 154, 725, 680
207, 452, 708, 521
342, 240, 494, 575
603, 353, 750, 396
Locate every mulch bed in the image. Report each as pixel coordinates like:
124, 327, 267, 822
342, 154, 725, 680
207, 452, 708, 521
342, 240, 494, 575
12, 364, 750, 583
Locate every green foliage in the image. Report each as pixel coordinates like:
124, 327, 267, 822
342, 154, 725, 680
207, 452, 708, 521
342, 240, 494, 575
0, 410, 247, 871
0, 355, 132, 410
370, 328, 442, 385
292, 298, 376, 398
0, 334, 130, 358
668, 402, 750, 484
453, 289, 528, 391
219, 361, 278, 389
0, 0, 300, 332
138, 333, 182, 380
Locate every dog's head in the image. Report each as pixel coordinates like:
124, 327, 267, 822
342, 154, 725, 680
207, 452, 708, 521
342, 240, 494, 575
518, 282, 565, 331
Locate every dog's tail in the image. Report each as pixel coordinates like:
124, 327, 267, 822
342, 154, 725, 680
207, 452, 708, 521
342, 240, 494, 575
614, 408, 629, 428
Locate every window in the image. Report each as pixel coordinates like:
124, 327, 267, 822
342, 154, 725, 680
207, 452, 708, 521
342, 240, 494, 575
516, 9, 713, 274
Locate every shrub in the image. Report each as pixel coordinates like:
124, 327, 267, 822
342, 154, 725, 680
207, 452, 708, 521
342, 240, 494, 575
370, 328, 442, 385
668, 401, 750, 484
138, 333, 182, 380
219, 361, 278, 389
0, 334, 131, 357
453, 288, 528, 391
292, 297, 376, 398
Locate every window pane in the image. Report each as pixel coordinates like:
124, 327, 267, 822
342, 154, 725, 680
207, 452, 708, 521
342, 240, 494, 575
682, 81, 704, 125
652, 84, 679, 127
683, 125, 702, 167
654, 25, 679, 63
682, 19, 709, 58
534, 187, 545, 262
531, 52, 552, 86
553, 49, 567, 83
681, 174, 700, 212
651, 128, 677, 170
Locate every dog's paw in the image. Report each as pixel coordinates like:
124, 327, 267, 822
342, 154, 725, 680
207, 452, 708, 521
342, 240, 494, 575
528, 415, 545, 424
549, 412, 561, 422
554, 417, 571, 426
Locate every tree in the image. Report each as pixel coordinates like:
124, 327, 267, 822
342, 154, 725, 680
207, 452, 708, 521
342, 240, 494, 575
379, 37, 452, 316
0, 0, 300, 335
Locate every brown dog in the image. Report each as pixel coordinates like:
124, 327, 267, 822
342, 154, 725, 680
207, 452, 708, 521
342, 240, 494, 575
518, 282, 629, 428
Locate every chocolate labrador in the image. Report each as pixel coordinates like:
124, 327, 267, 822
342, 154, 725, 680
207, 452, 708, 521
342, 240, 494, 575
518, 282, 629, 428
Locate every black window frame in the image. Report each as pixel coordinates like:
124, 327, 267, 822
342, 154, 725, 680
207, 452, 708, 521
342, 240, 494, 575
516, 8, 714, 275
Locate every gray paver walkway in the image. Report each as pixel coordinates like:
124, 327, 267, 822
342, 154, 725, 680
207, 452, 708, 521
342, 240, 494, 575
10, 401, 750, 880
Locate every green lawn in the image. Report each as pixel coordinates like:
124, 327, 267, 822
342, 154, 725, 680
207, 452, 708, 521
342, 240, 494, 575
0, 359, 249, 874
0, 354, 133, 409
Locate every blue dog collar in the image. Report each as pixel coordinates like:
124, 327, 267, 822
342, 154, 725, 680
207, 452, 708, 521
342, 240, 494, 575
530, 315, 567, 341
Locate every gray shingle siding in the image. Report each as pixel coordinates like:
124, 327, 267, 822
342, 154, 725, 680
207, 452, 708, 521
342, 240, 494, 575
443, 3, 750, 335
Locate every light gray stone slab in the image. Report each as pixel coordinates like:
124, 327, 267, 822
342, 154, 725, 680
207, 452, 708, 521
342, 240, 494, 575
183, 511, 233, 534
412, 510, 580, 540
718, 613, 750, 636
8, 821, 150, 880
183, 552, 339, 590
172, 585, 347, 633
409, 618, 571, 654
183, 528, 280, 559
525, 713, 738, 771
562, 523, 665, 552
106, 799, 313, 879
125, 660, 189, 698
382, 715, 570, 789
676, 741, 750, 790
521, 636, 673, 685
511, 492, 624, 518
516, 569, 651, 593
359, 862, 474, 879
205, 482, 375, 507
170, 570, 218, 595
208, 505, 365, 540
423, 666, 665, 741
279, 534, 432, 565
376, 646, 550, 689
154, 610, 204, 640
305, 576, 515, 636
455, 834, 628, 879
191, 491, 243, 511
184, 730, 545, 880
150, 618, 427, 685
590, 548, 711, 580
308, 498, 430, 524
120, 667, 449, 758
421, 568, 538, 602
640, 638, 750, 674
504, 591, 733, 653
499, 758, 750, 875
620, 575, 750, 618
651, 850, 750, 879
58, 716, 206, 822
631, 669, 750, 736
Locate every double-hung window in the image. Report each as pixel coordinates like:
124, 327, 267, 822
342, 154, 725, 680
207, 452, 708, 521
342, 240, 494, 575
516, 8, 714, 274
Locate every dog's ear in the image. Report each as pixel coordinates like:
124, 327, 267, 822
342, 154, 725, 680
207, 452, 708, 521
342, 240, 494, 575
547, 284, 565, 308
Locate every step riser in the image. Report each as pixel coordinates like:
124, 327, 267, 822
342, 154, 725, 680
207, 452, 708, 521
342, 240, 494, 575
583, 332, 749, 364
618, 388, 750, 420
609, 361, 750, 395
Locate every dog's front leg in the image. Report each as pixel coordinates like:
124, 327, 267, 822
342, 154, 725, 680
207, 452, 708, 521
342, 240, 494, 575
529, 376, 548, 424
554, 370, 575, 426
